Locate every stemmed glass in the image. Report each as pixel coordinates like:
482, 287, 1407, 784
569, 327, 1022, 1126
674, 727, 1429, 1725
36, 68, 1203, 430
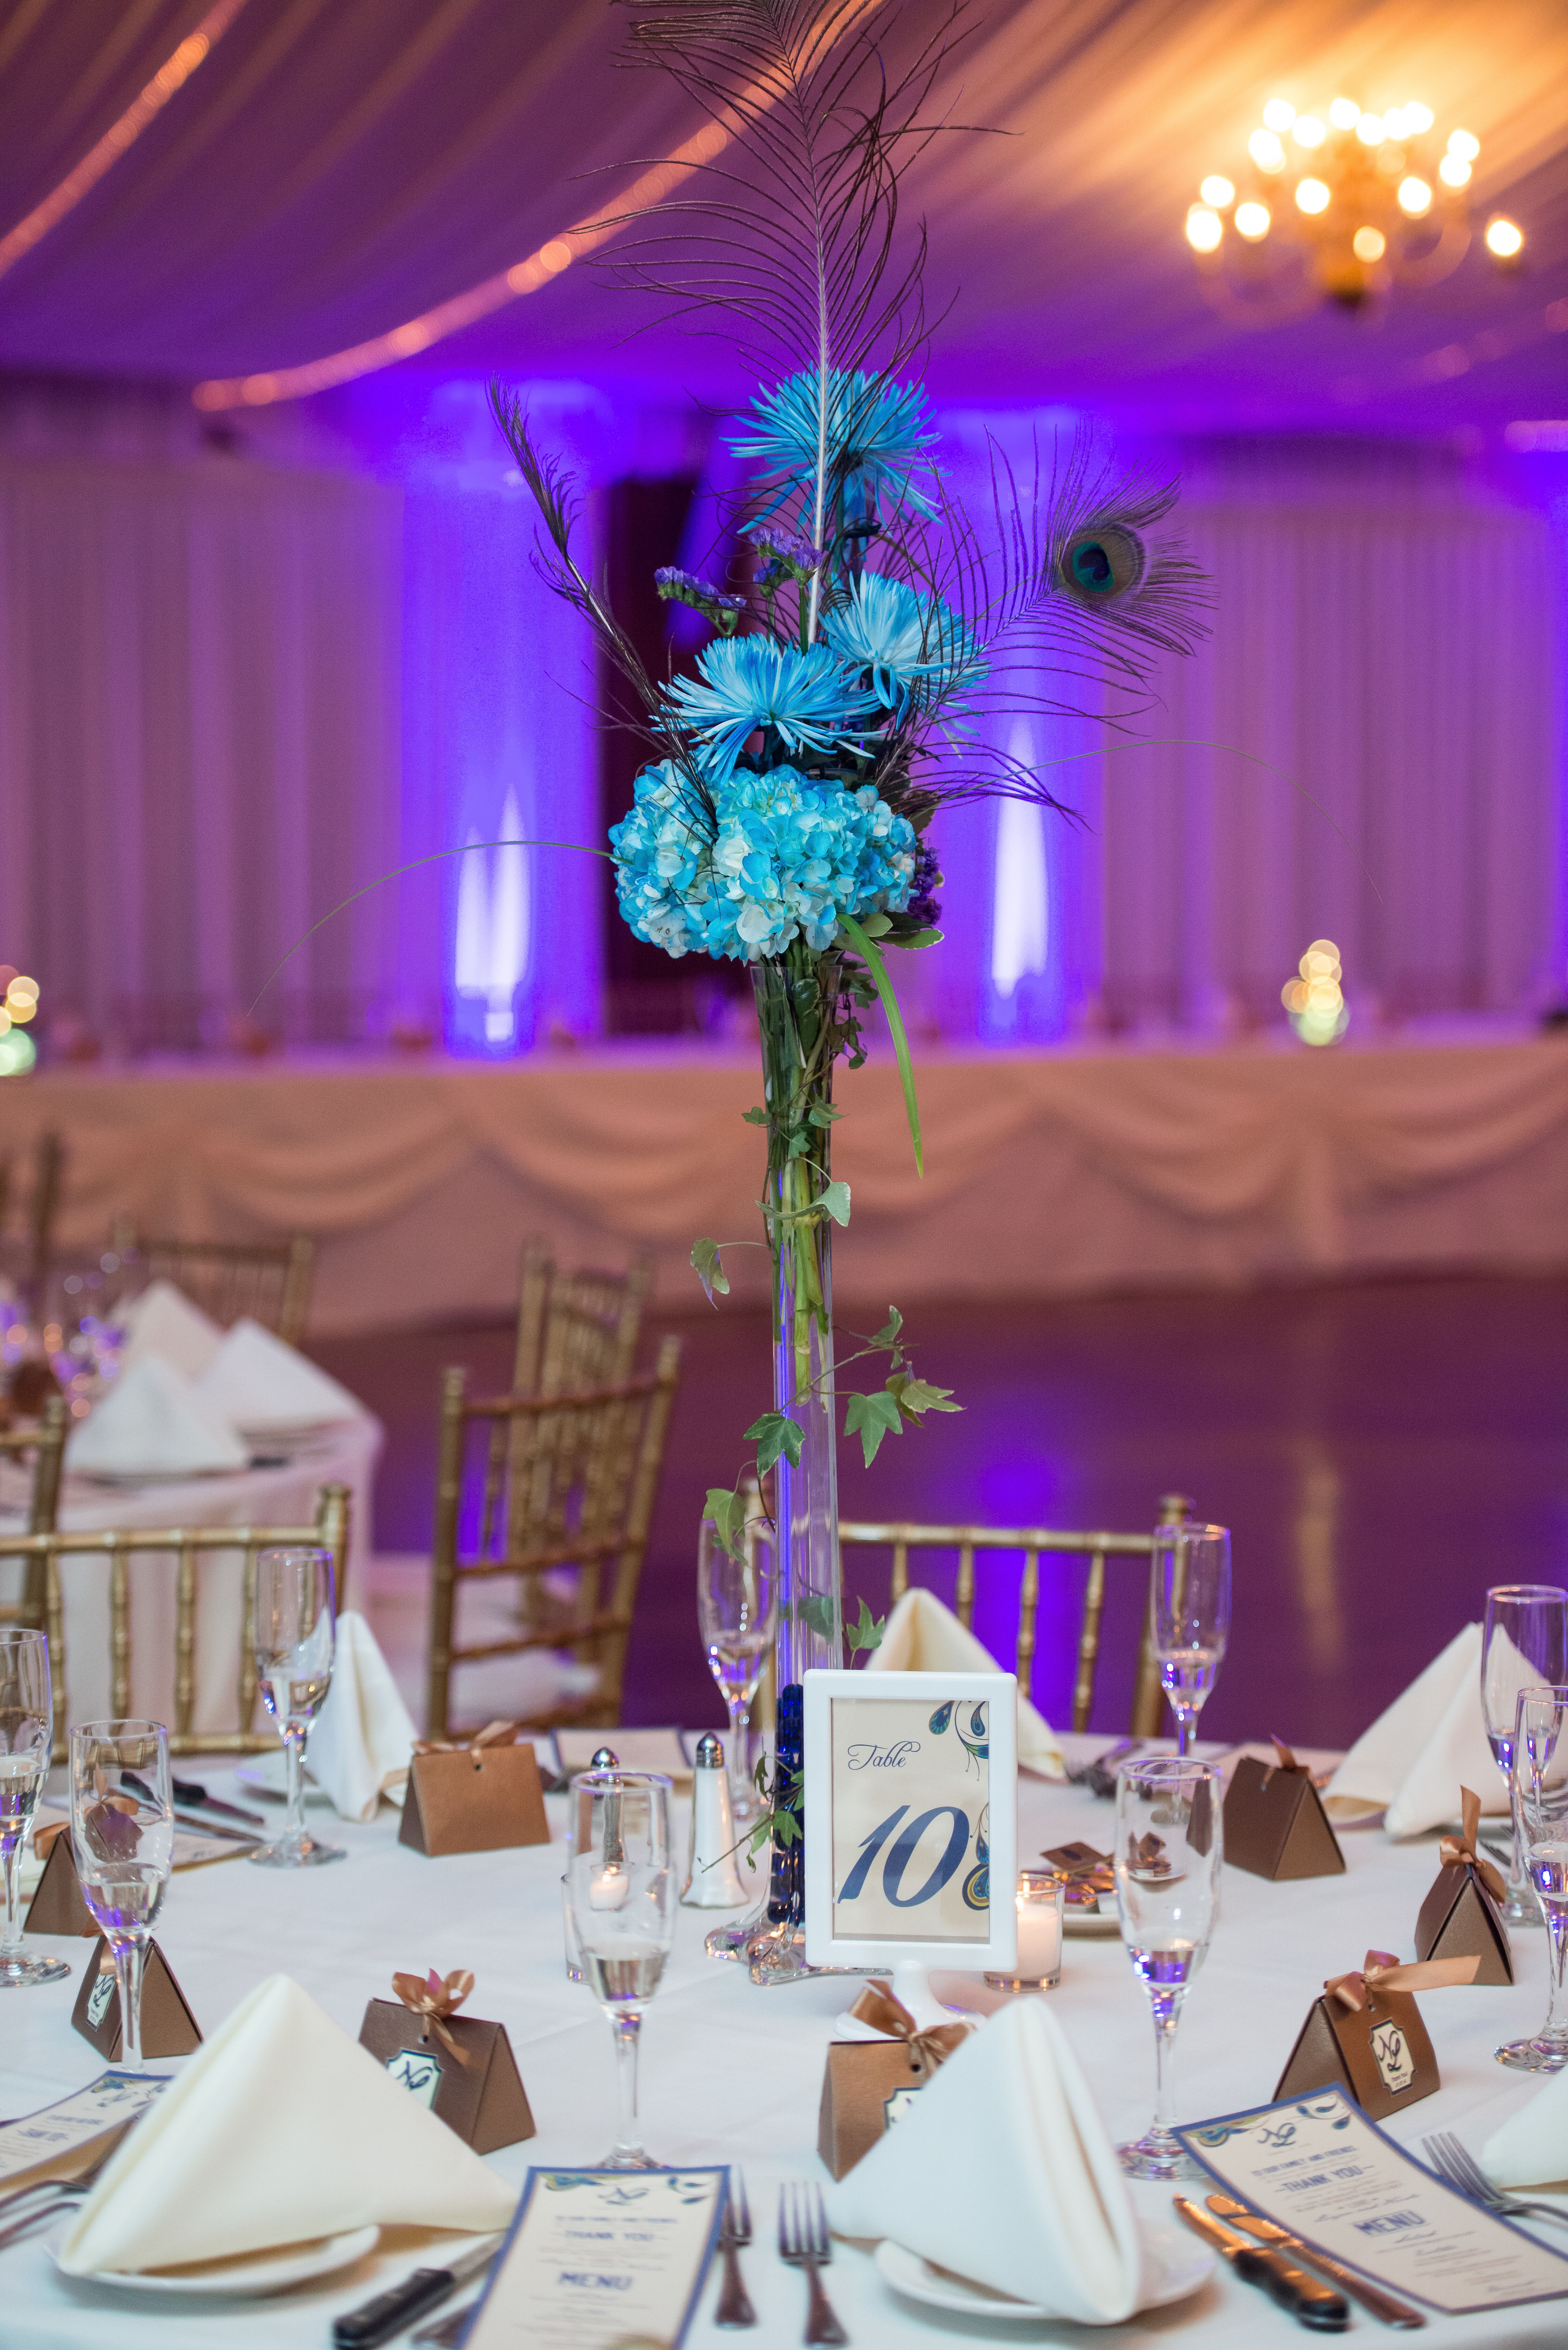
1150, 1522, 1231, 1755
250, 1546, 342, 1868
68, 1720, 174, 2069
1114, 1755, 1223, 2178
564, 1769, 675, 2169
697, 1501, 778, 1825
0, 1630, 69, 1989
1500, 1683, 1568, 2072
1481, 1586, 1568, 1926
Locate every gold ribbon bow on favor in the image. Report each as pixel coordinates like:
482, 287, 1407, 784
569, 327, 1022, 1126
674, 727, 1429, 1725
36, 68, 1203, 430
411, 1720, 519, 1764
1323, 1948, 1480, 2012
1437, 1786, 1507, 1904
1267, 1734, 1305, 1778
391, 1967, 476, 2063
849, 1982, 974, 2082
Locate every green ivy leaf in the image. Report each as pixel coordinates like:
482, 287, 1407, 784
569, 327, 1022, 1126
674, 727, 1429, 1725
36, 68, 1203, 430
690, 1238, 729, 1304
847, 1596, 885, 1656
797, 1593, 840, 1642
869, 1307, 904, 1351
742, 1106, 769, 1125
704, 1486, 746, 1560
787, 1129, 813, 1157
745, 1410, 803, 1476
819, 1179, 851, 1227
806, 1102, 842, 1127
844, 1387, 903, 1467
895, 1376, 962, 1416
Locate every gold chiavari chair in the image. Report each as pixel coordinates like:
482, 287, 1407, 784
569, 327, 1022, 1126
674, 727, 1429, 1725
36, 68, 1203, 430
427, 1340, 682, 1742
0, 1482, 350, 1759
512, 1237, 653, 1396
839, 1492, 1195, 1737
110, 1222, 315, 1347
0, 1397, 68, 1638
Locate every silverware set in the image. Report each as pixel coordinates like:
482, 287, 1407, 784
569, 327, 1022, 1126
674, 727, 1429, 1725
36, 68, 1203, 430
713, 2172, 846, 2342
1067, 1737, 1142, 1797
0, 2131, 130, 2253
1422, 2130, 1568, 2230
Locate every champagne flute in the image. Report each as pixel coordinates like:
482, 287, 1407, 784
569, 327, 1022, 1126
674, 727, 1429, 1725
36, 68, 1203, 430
1150, 1522, 1231, 1755
0, 1630, 69, 1989
68, 1720, 174, 2068
564, 1769, 675, 2169
697, 1500, 778, 1825
250, 1546, 343, 1869
1482, 1586, 1568, 1926
1114, 1755, 1223, 2179
1503, 1683, 1568, 2071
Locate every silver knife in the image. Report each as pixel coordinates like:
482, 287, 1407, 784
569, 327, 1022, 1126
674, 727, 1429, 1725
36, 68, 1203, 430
1205, 2195, 1425, 2328
333, 2236, 501, 2348
173, 1811, 261, 1845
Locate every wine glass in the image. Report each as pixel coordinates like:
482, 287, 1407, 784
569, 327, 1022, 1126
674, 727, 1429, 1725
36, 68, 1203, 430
68, 1720, 174, 2068
1481, 1586, 1568, 1926
1114, 1755, 1223, 2178
1150, 1522, 1231, 1755
1502, 1684, 1568, 2071
0, 1630, 69, 1989
697, 1498, 778, 1824
564, 1769, 675, 2169
250, 1547, 342, 1869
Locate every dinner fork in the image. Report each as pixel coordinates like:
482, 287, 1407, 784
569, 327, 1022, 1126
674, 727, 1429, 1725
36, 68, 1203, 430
715, 2167, 755, 2327
0, 2129, 130, 2250
778, 2181, 847, 2346
1421, 2132, 1568, 2230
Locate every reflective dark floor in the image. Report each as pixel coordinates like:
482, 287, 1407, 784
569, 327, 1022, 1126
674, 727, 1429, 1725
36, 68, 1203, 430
314, 1274, 1568, 1751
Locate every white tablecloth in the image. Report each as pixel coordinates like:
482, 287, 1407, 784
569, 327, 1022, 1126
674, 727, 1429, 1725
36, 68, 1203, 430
5, 1742, 1566, 2346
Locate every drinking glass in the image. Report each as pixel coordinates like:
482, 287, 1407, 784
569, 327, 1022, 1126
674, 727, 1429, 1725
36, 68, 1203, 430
68, 1720, 174, 2068
1481, 1585, 1568, 1926
1150, 1522, 1231, 1755
0, 1630, 69, 1989
564, 1769, 676, 2169
250, 1547, 343, 1868
697, 1504, 777, 1825
1501, 1683, 1568, 2071
1114, 1755, 1223, 2178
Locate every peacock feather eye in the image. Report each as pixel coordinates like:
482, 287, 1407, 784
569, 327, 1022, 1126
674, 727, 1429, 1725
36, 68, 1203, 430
1059, 523, 1148, 605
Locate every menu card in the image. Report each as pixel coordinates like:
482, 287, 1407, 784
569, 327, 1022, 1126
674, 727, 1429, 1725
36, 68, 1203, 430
458, 2167, 725, 2350
0, 2071, 170, 2191
1178, 2088, 1568, 2313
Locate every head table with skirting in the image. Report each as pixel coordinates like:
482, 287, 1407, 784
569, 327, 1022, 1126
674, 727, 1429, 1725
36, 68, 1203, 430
4, 1741, 1564, 2349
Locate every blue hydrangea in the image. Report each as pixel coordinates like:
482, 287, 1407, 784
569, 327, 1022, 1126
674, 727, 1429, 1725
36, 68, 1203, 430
823, 572, 989, 710
609, 761, 916, 962
661, 636, 881, 781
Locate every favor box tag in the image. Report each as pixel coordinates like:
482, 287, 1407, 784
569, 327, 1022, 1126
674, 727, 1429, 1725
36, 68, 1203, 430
398, 1743, 549, 1856
358, 1999, 535, 2154
817, 2040, 926, 2180
72, 1938, 202, 2062
1223, 1756, 1345, 1881
1414, 1861, 1513, 1986
1274, 1984, 1438, 2119
24, 1826, 99, 1938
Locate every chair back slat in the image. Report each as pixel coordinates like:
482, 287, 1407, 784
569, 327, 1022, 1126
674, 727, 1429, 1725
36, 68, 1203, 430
175, 1543, 198, 1738
1074, 1550, 1108, 1732
0, 1397, 67, 1638
113, 1227, 315, 1347
954, 1542, 976, 1629
1015, 1549, 1040, 1687
110, 1542, 131, 1718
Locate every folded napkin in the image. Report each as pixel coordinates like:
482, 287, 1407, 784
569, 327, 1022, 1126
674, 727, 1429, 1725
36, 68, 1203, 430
65, 1354, 248, 1478
869, 1587, 1065, 1778
120, 1279, 223, 1382
307, 1611, 418, 1821
1483, 2069, 1568, 2191
195, 1317, 360, 1436
826, 1996, 1141, 2323
57, 1973, 516, 2274
1322, 1624, 1503, 1837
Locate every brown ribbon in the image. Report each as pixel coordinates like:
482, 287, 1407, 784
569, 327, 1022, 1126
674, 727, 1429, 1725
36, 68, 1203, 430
391, 1967, 476, 2063
412, 1720, 519, 1764
848, 1982, 973, 2081
1268, 1735, 1303, 1778
1324, 1947, 1480, 2012
1437, 1786, 1507, 1904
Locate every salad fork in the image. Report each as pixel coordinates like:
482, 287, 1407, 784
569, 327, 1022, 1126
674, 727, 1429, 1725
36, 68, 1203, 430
1421, 2132, 1568, 2229
778, 2181, 846, 2346
715, 2167, 755, 2327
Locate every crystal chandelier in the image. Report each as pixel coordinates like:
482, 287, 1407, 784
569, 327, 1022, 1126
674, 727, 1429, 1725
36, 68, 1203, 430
1186, 95, 1525, 319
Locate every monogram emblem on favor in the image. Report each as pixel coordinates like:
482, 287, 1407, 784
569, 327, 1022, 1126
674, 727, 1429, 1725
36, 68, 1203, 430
882, 2086, 923, 2131
1369, 2020, 1414, 2095
87, 1970, 116, 2030
386, 2047, 442, 2106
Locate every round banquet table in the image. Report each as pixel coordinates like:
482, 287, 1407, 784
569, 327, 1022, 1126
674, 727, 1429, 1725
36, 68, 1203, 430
4, 1752, 1566, 2348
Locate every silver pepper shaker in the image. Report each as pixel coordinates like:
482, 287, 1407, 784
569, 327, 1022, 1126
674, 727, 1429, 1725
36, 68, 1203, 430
681, 1732, 750, 1908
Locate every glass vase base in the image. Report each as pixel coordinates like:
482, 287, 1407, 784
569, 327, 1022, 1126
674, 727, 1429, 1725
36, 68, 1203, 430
1499, 1892, 1545, 1927
1496, 2034, 1568, 2073
0, 1951, 72, 1988
1116, 2128, 1201, 2181
599, 2147, 661, 2171
249, 1833, 345, 1869
706, 1905, 767, 1962
742, 1917, 860, 1986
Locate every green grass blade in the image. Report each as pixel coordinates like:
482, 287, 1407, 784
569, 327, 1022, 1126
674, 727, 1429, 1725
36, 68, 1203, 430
841, 912, 923, 1177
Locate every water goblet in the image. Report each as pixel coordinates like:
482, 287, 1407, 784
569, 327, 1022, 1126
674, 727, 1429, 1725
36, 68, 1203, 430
250, 1546, 343, 1868
697, 1502, 778, 1825
1482, 1585, 1568, 1926
564, 1769, 675, 2169
1499, 1683, 1568, 2072
0, 1630, 69, 1988
68, 1719, 175, 2067
1114, 1755, 1223, 2178
1150, 1522, 1231, 1755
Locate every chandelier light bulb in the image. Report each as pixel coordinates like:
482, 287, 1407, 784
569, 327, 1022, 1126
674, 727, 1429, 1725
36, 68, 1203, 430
1486, 216, 1524, 258
1448, 129, 1481, 161
1234, 201, 1271, 240
1329, 97, 1360, 130
1383, 107, 1409, 140
1398, 175, 1433, 215
1186, 204, 1224, 253
1439, 154, 1471, 188
1355, 112, 1386, 145
1262, 99, 1296, 133
1292, 115, 1325, 148
1295, 178, 1331, 216
1248, 128, 1286, 173
1404, 102, 1434, 133
1200, 175, 1235, 208
1353, 225, 1387, 262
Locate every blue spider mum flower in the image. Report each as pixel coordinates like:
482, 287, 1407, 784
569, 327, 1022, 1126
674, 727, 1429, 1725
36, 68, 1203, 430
822, 572, 989, 710
729, 369, 939, 522
609, 761, 916, 963
660, 637, 881, 781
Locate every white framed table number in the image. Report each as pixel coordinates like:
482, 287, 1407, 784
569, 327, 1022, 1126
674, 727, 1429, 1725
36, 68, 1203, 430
803, 1669, 1017, 1975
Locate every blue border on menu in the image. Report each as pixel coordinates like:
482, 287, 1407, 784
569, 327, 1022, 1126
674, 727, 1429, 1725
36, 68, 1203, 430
456, 2163, 730, 2348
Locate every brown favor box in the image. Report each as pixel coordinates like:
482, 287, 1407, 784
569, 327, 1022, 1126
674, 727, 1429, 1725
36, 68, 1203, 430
1224, 1750, 1345, 1882
72, 1938, 202, 2062
1415, 1862, 1511, 1984
358, 1999, 535, 2154
818, 2039, 930, 2180
24, 1826, 99, 1937
1274, 1981, 1439, 2120
398, 1741, 549, 1856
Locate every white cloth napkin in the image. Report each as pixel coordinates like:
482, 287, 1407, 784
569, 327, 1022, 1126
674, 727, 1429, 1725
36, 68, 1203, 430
826, 1996, 1141, 2323
1322, 1623, 1503, 1837
307, 1611, 418, 1821
195, 1317, 360, 1436
1483, 2069, 1568, 2190
120, 1279, 223, 1382
57, 1974, 517, 2274
869, 1587, 1065, 1778
65, 1354, 248, 1477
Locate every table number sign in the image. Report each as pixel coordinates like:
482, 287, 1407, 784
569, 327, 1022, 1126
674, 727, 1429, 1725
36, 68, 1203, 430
456, 2167, 726, 2350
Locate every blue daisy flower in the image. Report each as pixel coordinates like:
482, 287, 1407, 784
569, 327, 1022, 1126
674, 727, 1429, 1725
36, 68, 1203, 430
822, 572, 989, 710
730, 369, 939, 521
660, 637, 881, 781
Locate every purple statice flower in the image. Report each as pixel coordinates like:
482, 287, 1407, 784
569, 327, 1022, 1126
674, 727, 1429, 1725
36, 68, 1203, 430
745, 525, 822, 587
907, 839, 942, 929
655, 567, 745, 636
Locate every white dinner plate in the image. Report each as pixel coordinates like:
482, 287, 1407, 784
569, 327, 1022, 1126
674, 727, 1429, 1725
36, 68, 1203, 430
875, 2224, 1213, 2320
49, 2222, 379, 2298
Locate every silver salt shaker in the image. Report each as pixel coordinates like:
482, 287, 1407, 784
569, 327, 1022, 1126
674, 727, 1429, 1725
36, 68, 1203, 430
681, 1732, 750, 1908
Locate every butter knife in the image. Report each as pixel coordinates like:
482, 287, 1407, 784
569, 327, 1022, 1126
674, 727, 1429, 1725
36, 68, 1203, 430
1206, 2194, 1426, 2328
1174, 2198, 1349, 2331
332, 2236, 500, 2348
